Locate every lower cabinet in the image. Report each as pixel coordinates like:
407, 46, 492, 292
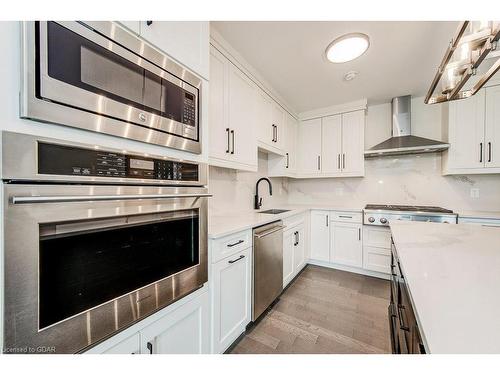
330, 221, 363, 268
85, 287, 210, 354
101, 333, 141, 354
309, 210, 330, 262
140, 290, 210, 354
211, 246, 251, 354
363, 226, 391, 274
309, 210, 389, 278
283, 221, 306, 288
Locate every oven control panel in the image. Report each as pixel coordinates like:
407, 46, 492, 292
38, 142, 199, 182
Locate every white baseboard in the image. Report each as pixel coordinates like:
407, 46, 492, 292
307, 259, 390, 280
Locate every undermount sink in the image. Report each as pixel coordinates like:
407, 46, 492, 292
259, 209, 290, 215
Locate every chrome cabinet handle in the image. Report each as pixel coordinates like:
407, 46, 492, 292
228, 255, 245, 264
488, 142, 492, 162
317, 155, 321, 170
275, 125, 278, 142
297, 231, 300, 245
230, 130, 235, 154
480, 142, 483, 163
286, 153, 289, 169
339, 215, 352, 219
342, 153, 346, 169
11, 193, 213, 204
226, 128, 230, 153
227, 239, 244, 248
326, 215, 329, 227
147, 341, 153, 354
358, 228, 361, 241
338, 154, 341, 170
271, 124, 276, 142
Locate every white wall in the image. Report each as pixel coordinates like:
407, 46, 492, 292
287, 97, 500, 212
209, 152, 288, 214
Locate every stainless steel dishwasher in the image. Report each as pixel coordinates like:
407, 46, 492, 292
252, 221, 284, 321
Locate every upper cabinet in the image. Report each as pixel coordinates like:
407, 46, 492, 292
292, 110, 365, 178
115, 21, 209, 79
271, 110, 365, 178
443, 85, 500, 174
268, 112, 298, 177
297, 118, 323, 176
257, 91, 286, 154
208, 46, 257, 171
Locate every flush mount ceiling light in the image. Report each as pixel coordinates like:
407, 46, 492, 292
425, 21, 500, 104
325, 33, 370, 63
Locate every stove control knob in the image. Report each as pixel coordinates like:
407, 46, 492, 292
380, 218, 388, 224
368, 217, 375, 223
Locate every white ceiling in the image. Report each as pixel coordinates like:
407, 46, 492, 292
211, 21, 459, 113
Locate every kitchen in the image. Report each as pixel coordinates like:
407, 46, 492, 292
1, 1, 500, 373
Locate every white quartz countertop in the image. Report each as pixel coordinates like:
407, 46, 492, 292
209, 204, 362, 239
390, 221, 500, 353
458, 210, 500, 220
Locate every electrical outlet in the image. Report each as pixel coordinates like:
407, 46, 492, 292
470, 188, 480, 199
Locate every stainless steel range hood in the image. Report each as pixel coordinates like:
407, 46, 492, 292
364, 95, 450, 158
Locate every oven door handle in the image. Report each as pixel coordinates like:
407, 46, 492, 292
11, 193, 213, 204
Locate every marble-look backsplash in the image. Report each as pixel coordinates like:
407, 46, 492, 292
287, 153, 500, 212
209, 152, 289, 214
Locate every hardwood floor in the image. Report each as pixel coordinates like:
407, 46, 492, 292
229, 265, 391, 354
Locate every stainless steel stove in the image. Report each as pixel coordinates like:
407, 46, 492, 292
363, 204, 457, 226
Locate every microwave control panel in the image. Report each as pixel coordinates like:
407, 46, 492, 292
37, 142, 199, 182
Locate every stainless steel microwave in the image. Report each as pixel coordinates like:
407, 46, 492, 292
20, 21, 202, 154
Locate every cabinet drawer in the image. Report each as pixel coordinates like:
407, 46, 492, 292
363, 226, 391, 248
363, 246, 391, 274
211, 230, 252, 263
330, 211, 362, 223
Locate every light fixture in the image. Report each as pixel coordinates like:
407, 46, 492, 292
343, 70, 359, 81
425, 21, 500, 104
325, 33, 370, 63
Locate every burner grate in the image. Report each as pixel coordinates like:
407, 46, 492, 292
365, 204, 453, 214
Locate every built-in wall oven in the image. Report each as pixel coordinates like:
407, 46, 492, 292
1, 132, 210, 353
20, 21, 202, 153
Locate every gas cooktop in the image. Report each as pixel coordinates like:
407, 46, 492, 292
364, 204, 454, 214
363, 204, 457, 226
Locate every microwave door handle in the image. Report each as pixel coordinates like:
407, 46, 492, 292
11, 193, 213, 204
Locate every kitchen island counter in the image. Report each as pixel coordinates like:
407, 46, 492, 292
390, 221, 500, 353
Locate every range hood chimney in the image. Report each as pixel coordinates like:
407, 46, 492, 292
364, 95, 449, 158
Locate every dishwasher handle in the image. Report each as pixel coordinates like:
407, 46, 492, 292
254, 225, 285, 239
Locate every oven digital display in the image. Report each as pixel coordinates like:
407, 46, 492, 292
130, 158, 154, 170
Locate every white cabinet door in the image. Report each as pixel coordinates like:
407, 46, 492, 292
101, 333, 141, 354
447, 90, 486, 169
286, 114, 298, 173
321, 114, 342, 174
283, 230, 295, 287
297, 119, 322, 175
341, 110, 365, 175
227, 63, 257, 167
209, 47, 229, 161
310, 210, 330, 262
139, 21, 209, 78
140, 290, 209, 354
256, 90, 274, 147
485, 85, 500, 168
116, 21, 140, 35
272, 102, 286, 151
212, 248, 251, 353
293, 224, 306, 273
331, 222, 362, 267
363, 246, 391, 274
